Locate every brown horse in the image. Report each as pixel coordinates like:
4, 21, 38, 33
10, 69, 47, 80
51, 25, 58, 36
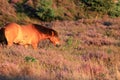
4, 23, 60, 49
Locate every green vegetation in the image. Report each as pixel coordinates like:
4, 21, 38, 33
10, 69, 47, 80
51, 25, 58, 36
81, 0, 120, 18
35, 0, 55, 21
108, 0, 120, 17
14, 0, 56, 21
1, 0, 120, 23
25, 56, 37, 62
66, 37, 73, 46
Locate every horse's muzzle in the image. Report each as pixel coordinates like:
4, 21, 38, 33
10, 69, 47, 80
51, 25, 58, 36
56, 44, 60, 47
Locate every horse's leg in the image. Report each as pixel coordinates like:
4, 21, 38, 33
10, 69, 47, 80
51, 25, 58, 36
31, 36, 39, 49
7, 42, 13, 47
33, 44, 37, 49
24, 45, 28, 48
5, 35, 13, 47
5, 34, 15, 47
31, 42, 38, 50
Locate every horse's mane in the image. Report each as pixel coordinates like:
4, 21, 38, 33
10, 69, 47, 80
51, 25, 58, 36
33, 24, 58, 37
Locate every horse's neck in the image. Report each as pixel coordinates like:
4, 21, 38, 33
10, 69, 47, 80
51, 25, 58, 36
38, 33, 50, 40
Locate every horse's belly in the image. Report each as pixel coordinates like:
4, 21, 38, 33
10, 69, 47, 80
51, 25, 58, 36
14, 26, 39, 46
13, 26, 23, 43
20, 35, 32, 45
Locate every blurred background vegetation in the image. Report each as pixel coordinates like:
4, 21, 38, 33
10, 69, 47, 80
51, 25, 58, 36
0, 0, 120, 24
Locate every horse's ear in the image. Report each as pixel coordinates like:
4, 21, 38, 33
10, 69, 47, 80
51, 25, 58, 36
52, 31, 54, 36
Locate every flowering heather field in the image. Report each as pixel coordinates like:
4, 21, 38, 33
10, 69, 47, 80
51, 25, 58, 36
0, 18, 120, 80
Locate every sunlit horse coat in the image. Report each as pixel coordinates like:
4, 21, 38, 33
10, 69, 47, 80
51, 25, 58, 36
4, 23, 60, 49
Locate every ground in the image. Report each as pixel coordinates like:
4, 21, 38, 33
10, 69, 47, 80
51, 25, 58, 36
0, 17, 120, 80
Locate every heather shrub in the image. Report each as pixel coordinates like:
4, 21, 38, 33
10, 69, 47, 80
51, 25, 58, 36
107, 48, 112, 54
105, 30, 112, 37
0, 0, 17, 23
117, 40, 120, 47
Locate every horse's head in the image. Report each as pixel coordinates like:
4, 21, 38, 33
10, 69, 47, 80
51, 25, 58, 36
49, 31, 60, 47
